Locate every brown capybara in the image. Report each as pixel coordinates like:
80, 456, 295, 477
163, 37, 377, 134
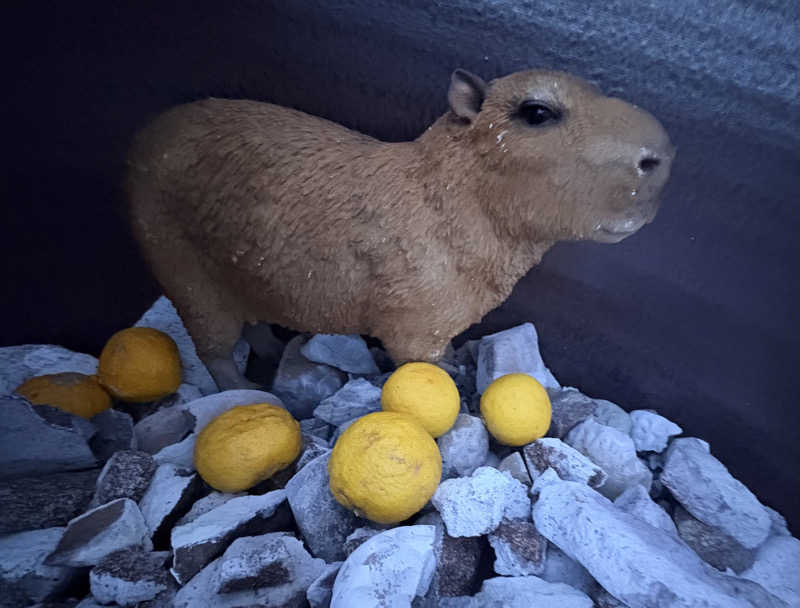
126, 68, 674, 390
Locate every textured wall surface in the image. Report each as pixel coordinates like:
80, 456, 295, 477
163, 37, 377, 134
3, 2, 798, 527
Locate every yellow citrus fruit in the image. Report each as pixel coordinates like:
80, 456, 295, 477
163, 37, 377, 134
194, 403, 302, 492
97, 327, 181, 402
328, 411, 442, 524
380, 362, 460, 438
15, 372, 112, 418
480, 373, 552, 446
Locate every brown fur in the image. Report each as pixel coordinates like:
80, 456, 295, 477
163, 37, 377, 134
126, 69, 674, 389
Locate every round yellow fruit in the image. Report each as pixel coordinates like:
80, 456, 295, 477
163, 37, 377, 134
97, 327, 181, 402
480, 373, 552, 446
328, 411, 442, 524
380, 362, 460, 437
15, 372, 112, 418
194, 403, 302, 492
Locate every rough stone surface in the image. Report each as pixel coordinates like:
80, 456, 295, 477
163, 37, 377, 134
92, 450, 157, 506
433, 466, 530, 537
592, 587, 631, 607
312, 378, 381, 426
138, 463, 202, 541
0, 396, 96, 477
591, 399, 632, 435
300, 334, 380, 375
471, 575, 594, 608
475, 323, 560, 393
0, 344, 98, 395
134, 406, 194, 455
673, 506, 756, 573
438, 414, 489, 479
0, 527, 76, 606
417, 511, 484, 599
331, 525, 436, 607
152, 433, 195, 469
184, 389, 286, 434
565, 418, 651, 499
135, 295, 249, 395
546, 387, 597, 439
174, 491, 244, 527
523, 438, 607, 489
533, 478, 785, 608
614, 485, 677, 536
299, 416, 333, 441
629, 410, 682, 453
285, 452, 363, 562
89, 548, 170, 606
46, 498, 152, 567
212, 533, 325, 595
343, 527, 384, 556
539, 544, 597, 596
0, 469, 99, 534
272, 335, 346, 419
661, 437, 771, 550
498, 451, 532, 486
295, 433, 331, 473
170, 490, 287, 584
306, 561, 342, 608
740, 535, 799, 608
765, 506, 791, 537
89, 409, 136, 461
489, 520, 547, 576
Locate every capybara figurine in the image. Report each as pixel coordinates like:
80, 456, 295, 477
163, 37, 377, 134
126, 68, 674, 390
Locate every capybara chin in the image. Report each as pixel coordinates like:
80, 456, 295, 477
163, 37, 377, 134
126, 68, 674, 390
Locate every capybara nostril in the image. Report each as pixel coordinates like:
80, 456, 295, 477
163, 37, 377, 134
638, 155, 661, 175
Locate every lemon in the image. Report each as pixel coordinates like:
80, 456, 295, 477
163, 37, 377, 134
328, 411, 442, 524
97, 327, 181, 402
15, 372, 112, 418
194, 403, 302, 492
380, 362, 459, 437
480, 373, 552, 446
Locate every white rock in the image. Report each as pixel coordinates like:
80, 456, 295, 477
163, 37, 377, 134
629, 410, 682, 452
331, 525, 437, 607
184, 389, 285, 433
45, 498, 152, 567
343, 526, 384, 555
438, 414, 489, 479
591, 399, 632, 435
89, 548, 171, 606
135, 295, 249, 395
0, 344, 98, 395
152, 433, 196, 469
660, 438, 771, 549
523, 438, 607, 489
312, 378, 381, 426
175, 491, 244, 527
433, 466, 530, 537
565, 418, 651, 499
488, 520, 547, 576
138, 463, 200, 538
498, 451, 532, 486
300, 334, 380, 375
539, 544, 597, 596
134, 405, 194, 455
170, 490, 287, 584
547, 387, 597, 438
614, 485, 678, 536
0, 527, 76, 605
740, 535, 800, 607
474, 575, 593, 608
307, 561, 342, 608
476, 323, 560, 393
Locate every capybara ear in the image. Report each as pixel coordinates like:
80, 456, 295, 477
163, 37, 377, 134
448, 69, 487, 122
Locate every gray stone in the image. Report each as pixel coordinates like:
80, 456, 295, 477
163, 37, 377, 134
473, 575, 594, 608
46, 498, 152, 567
0, 528, 76, 606
475, 323, 560, 393
89, 548, 170, 606
483, 451, 500, 468
565, 418, 651, 499
0, 469, 99, 534
674, 505, 756, 573
135, 295, 249, 395
175, 491, 244, 527
740, 535, 799, 607
300, 334, 380, 375
212, 532, 325, 594
138, 463, 202, 540
307, 561, 342, 608
285, 452, 363, 562
152, 433, 195, 469
523, 438, 607, 489
546, 387, 597, 439
312, 378, 381, 426
438, 414, 489, 479
328, 416, 359, 447
343, 526, 384, 556
0, 396, 96, 478
533, 478, 785, 608
89, 409, 136, 461
498, 451, 532, 486
629, 410, 682, 453
170, 490, 287, 584
661, 437, 771, 550
489, 520, 547, 576
33, 403, 97, 440
92, 450, 157, 506
0, 344, 98, 395
295, 433, 331, 472
331, 525, 437, 607
272, 336, 346, 419
539, 544, 597, 596
184, 388, 286, 434
299, 416, 333, 441
765, 506, 791, 537
592, 587, 631, 607
614, 485, 677, 536
432, 466, 530, 537
134, 405, 194, 455
591, 399, 632, 435
75, 598, 105, 608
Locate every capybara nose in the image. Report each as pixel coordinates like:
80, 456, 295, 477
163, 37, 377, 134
637, 154, 661, 174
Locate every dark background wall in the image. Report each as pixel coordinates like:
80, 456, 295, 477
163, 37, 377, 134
3, 2, 798, 528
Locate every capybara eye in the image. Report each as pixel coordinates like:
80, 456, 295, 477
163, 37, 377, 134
518, 101, 561, 126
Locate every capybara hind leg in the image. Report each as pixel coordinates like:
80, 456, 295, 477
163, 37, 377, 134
381, 331, 449, 366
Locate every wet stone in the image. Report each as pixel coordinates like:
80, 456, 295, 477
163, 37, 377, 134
629, 410, 682, 453
488, 520, 547, 576
438, 414, 489, 479
92, 450, 157, 507
89, 409, 136, 462
523, 438, 607, 489
300, 333, 380, 375
546, 387, 597, 439
89, 548, 171, 606
673, 505, 756, 573
312, 378, 381, 427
